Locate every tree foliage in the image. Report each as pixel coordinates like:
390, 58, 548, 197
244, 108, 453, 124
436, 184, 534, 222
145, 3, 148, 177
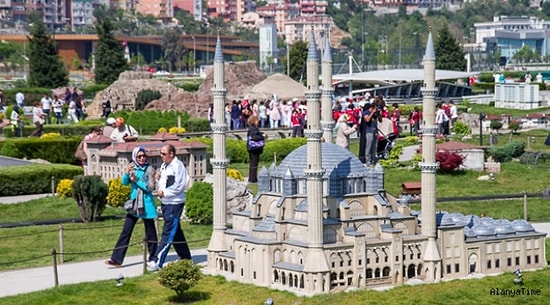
136, 89, 162, 110
94, 17, 128, 85
434, 24, 466, 71
185, 181, 213, 224
284, 40, 308, 82
489, 120, 503, 133
27, 18, 68, 88
161, 26, 186, 72
436, 151, 465, 172
158, 259, 202, 298
72, 175, 108, 222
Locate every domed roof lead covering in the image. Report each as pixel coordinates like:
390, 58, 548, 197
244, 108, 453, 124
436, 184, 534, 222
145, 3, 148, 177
272, 143, 370, 179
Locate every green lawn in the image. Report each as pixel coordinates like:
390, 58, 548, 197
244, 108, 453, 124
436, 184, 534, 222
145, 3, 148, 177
1, 265, 549, 305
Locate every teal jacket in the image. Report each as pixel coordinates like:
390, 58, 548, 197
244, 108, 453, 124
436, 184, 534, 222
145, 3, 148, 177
122, 164, 158, 219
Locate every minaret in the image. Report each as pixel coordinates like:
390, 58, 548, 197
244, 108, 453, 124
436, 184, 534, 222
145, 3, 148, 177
419, 28, 442, 282
207, 34, 229, 262
321, 36, 334, 142
302, 27, 330, 293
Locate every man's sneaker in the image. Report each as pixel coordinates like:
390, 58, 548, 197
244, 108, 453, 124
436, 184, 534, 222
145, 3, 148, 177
146, 260, 158, 272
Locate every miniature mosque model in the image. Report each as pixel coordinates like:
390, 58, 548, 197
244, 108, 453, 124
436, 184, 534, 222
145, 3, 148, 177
203, 30, 547, 296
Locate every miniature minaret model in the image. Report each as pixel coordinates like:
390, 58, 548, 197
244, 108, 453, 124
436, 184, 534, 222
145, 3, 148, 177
321, 36, 334, 142
303, 27, 330, 293
419, 28, 442, 282
207, 34, 229, 260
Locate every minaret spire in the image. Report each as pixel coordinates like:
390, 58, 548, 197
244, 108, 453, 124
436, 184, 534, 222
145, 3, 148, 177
207, 32, 229, 261
302, 26, 330, 293
419, 26, 442, 282
321, 35, 334, 142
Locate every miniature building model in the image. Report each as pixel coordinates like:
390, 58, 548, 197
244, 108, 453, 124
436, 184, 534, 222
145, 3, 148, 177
205, 30, 547, 296
84, 134, 208, 186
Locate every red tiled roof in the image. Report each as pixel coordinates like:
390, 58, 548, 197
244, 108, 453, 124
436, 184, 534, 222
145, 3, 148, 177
436, 141, 482, 151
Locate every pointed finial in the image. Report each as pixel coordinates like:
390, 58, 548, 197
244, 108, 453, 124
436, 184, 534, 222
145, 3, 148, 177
307, 25, 318, 61
323, 36, 332, 63
424, 27, 435, 60
214, 32, 224, 62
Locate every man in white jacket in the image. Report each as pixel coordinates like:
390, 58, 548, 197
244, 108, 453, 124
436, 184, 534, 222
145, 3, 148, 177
147, 144, 192, 271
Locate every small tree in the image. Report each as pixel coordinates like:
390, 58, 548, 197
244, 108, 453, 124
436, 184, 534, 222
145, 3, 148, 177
436, 151, 464, 173
72, 175, 108, 222
158, 259, 201, 299
490, 120, 503, 134
185, 181, 213, 224
452, 120, 470, 135
94, 17, 128, 85
27, 17, 69, 88
508, 122, 521, 134
136, 89, 162, 110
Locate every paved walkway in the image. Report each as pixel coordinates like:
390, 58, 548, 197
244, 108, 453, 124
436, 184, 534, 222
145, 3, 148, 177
0, 249, 208, 298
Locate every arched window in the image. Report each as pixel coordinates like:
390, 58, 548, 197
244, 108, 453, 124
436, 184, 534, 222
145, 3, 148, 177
366, 268, 373, 278
383, 266, 390, 277
375, 268, 381, 278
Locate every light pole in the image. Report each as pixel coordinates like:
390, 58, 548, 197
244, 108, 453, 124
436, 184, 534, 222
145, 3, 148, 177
398, 24, 402, 68
361, 8, 365, 72
206, 31, 210, 65
192, 36, 196, 74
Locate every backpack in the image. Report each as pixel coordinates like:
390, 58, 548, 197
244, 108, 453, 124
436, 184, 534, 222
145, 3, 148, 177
74, 140, 86, 161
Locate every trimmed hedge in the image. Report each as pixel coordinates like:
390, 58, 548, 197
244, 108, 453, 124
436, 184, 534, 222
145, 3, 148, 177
0, 138, 82, 164
0, 164, 83, 196
3, 124, 94, 138
186, 137, 307, 164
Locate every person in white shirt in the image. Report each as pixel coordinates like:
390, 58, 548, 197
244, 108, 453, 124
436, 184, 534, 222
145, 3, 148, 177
146, 144, 192, 271
110, 117, 138, 142
40, 93, 52, 124
435, 103, 449, 136
15, 92, 24, 107
449, 100, 458, 128
30, 101, 46, 137
10, 104, 23, 137
52, 95, 64, 124
67, 100, 79, 123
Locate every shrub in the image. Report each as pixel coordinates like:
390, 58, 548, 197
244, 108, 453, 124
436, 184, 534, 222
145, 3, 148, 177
489, 140, 526, 162
185, 181, 213, 224
168, 127, 186, 134
136, 89, 162, 111
56, 179, 73, 199
158, 259, 202, 298
1, 141, 19, 157
106, 178, 131, 208
508, 122, 521, 134
72, 175, 108, 222
436, 150, 465, 172
378, 144, 403, 169
0, 164, 83, 196
490, 120, 503, 133
452, 120, 470, 135
0, 137, 81, 164
158, 127, 168, 133
227, 168, 244, 181
40, 132, 63, 139
405, 136, 419, 145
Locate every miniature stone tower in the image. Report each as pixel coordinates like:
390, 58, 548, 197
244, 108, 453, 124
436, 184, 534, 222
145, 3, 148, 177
419, 28, 442, 282
321, 36, 334, 142
207, 34, 229, 258
302, 26, 330, 293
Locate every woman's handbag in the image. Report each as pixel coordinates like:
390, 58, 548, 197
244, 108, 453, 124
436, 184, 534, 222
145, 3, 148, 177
124, 198, 137, 214
247, 137, 265, 150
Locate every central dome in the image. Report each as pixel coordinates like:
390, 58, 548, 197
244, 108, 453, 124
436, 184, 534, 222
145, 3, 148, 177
272, 142, 371, 179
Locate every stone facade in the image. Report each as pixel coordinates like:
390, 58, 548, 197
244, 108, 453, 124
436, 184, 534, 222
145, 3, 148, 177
84, 134, 208, 186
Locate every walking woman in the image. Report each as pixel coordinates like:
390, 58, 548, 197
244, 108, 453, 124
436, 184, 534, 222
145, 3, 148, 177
105, 146, 158, 268
247, 115, 265, 183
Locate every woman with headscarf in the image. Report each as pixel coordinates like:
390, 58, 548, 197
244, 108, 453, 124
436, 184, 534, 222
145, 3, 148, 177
334, 113, 357, 150
105, 146, 158, 268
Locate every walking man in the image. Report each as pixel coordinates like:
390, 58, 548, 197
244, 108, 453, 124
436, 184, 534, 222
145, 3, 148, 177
147, 144, 192, 271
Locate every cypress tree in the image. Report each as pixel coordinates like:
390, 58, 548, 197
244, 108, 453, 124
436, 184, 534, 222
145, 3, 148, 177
27, 20, 68, 88
94, 17, 127, 85
434, 24, 466, 71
